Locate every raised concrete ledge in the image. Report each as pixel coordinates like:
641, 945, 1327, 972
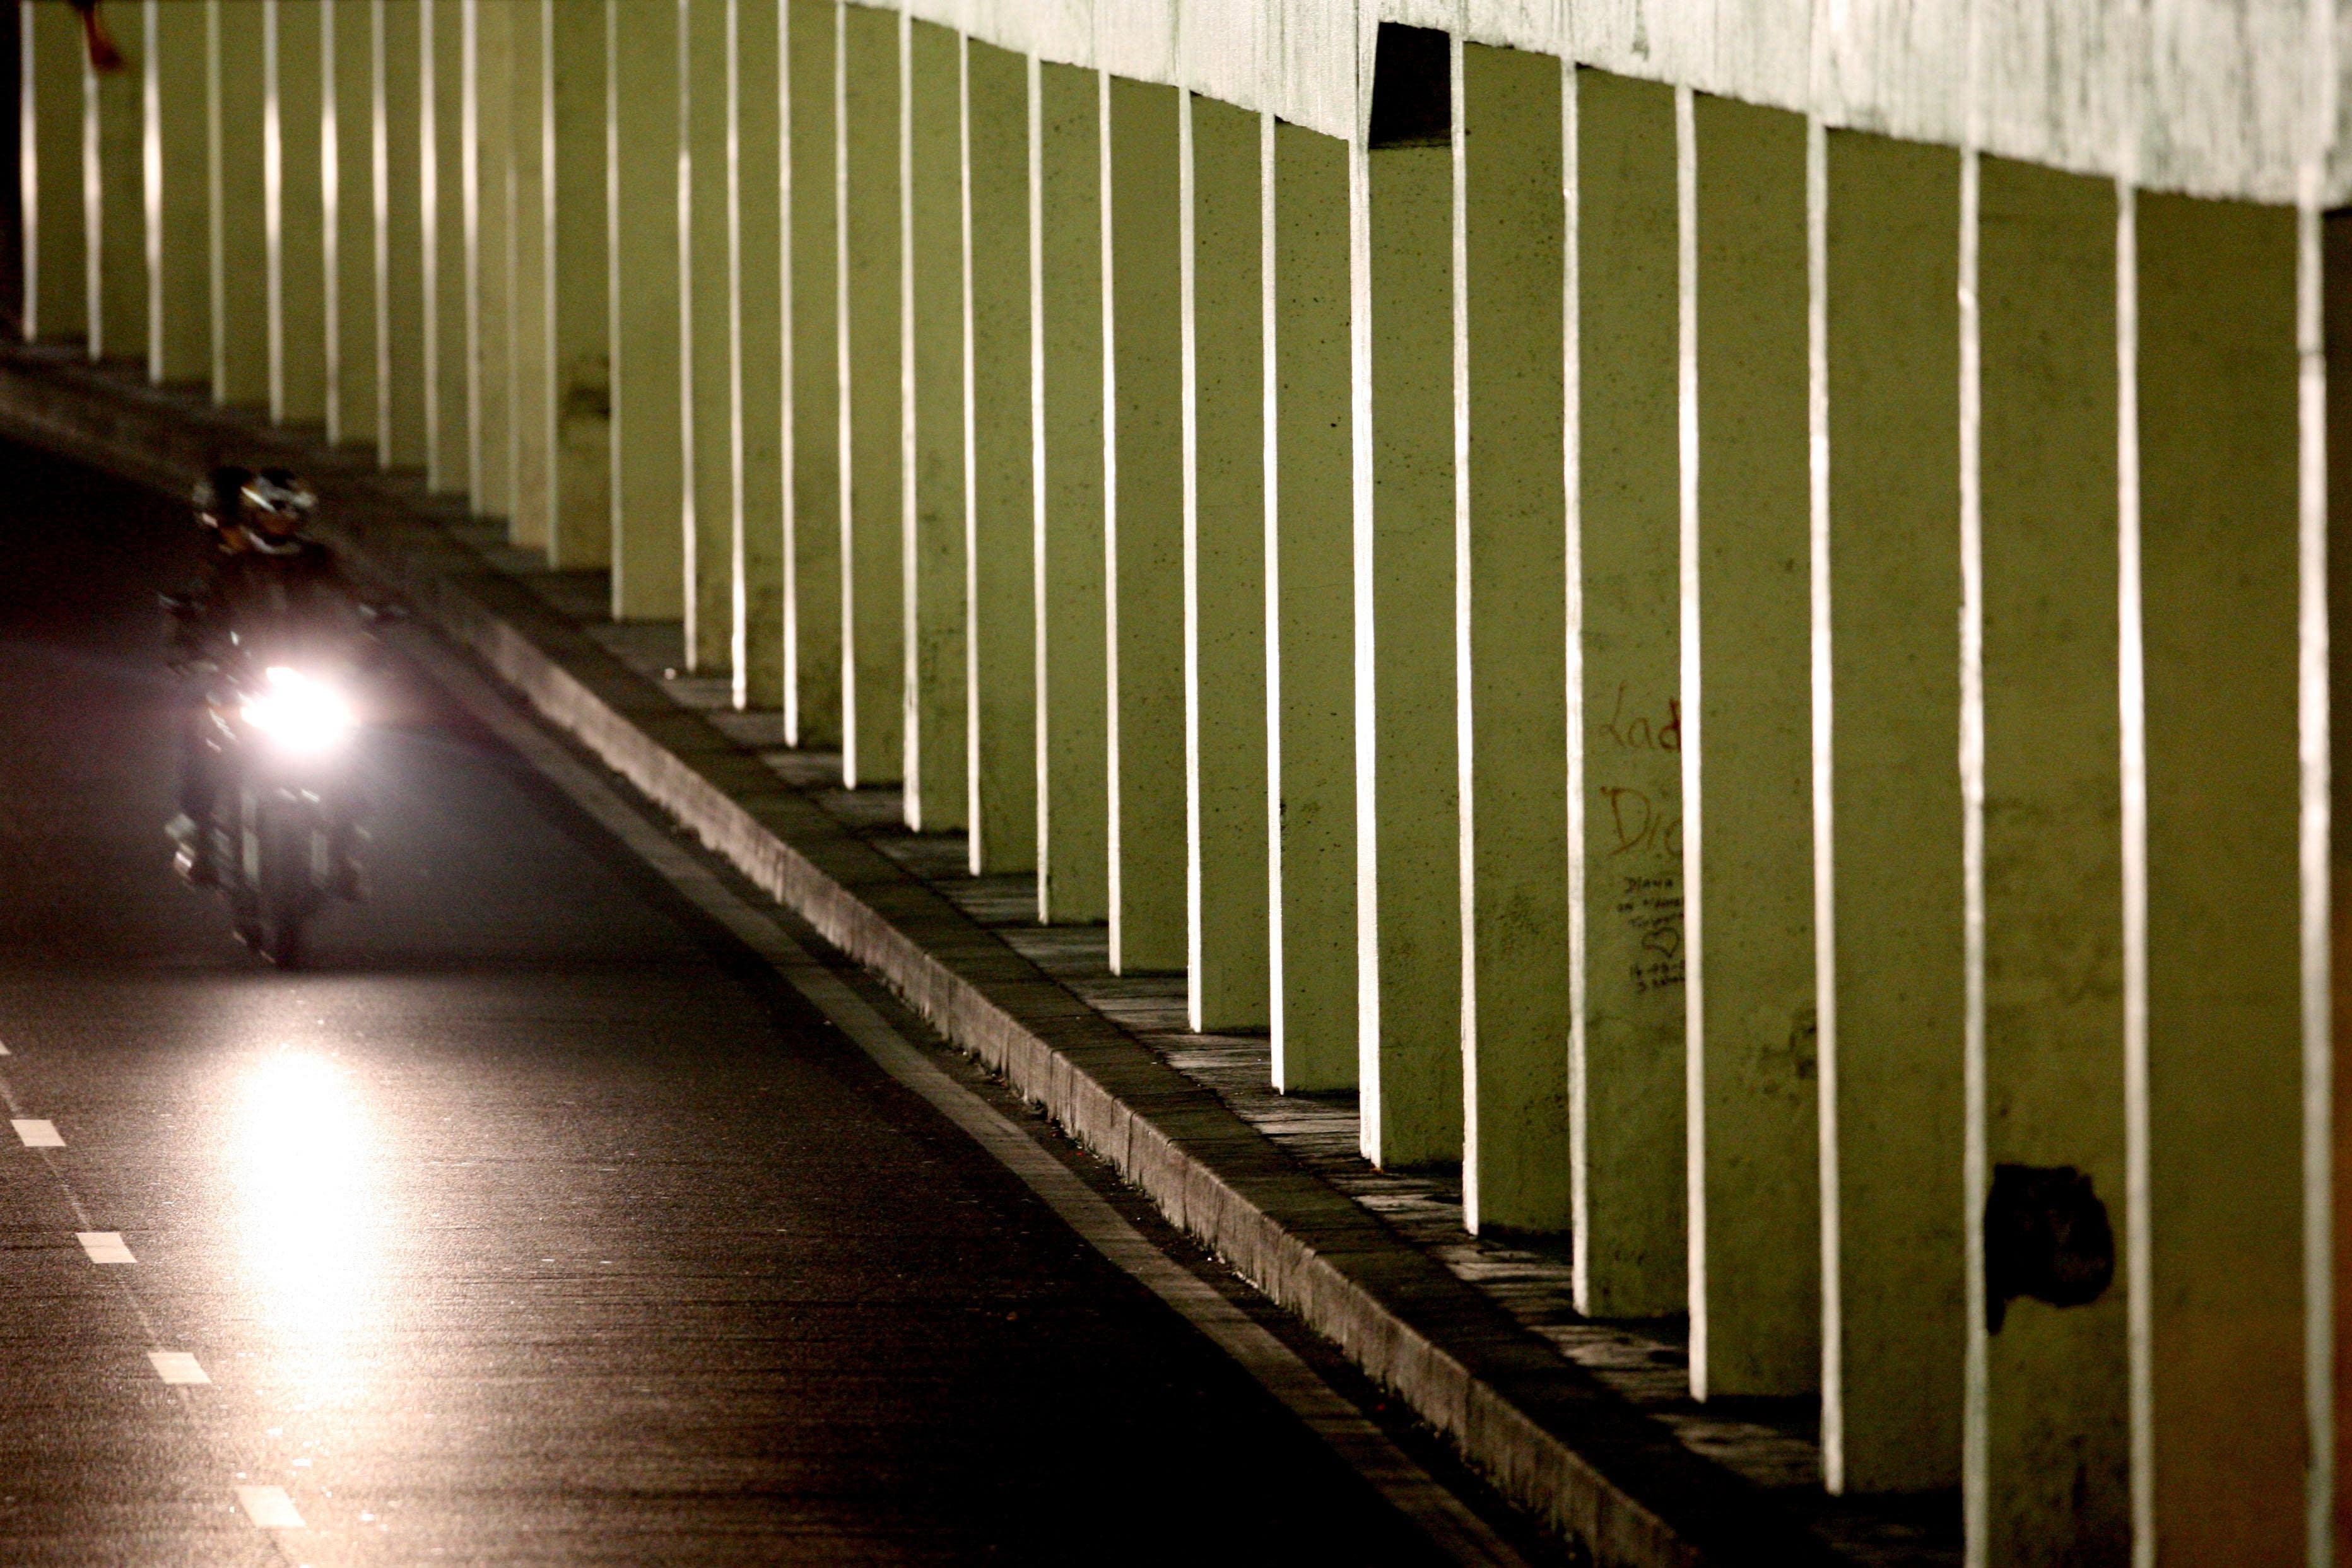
0, 344, 1864, 1568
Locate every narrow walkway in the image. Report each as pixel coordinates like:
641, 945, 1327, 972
452, 518, 1954, 1568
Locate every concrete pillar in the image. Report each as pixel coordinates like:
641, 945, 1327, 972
1570, 66, 1682, 1316
505, 0, 547, 540
145, 0, 209, 382
608, 0, 683, 618
901, 16, 963, 828
1266, 119, 1355, 1092
1179, 92, 1266, 1029
962, 36, 1033, 872
322, 0, 377, 448
1454, 41, 1566, 1231
837, 0, 899, 785
423, 0, 466, 492
684, 0, 731, 671
545, 0, 606, 565
1354, 24, 1457, 1167
263, 0, 322, 423
782, 0, 838, 743
463, 0, 510, 517
21, 0, 83, 342
731, 0, 784, 710
1964, 154, 2126, 1564
209, 0, 266, 404
1032, 55, 1105, 923
2133, 190, 2307, 1567
1814, 127, 1965, 1496
85, 11, 143, 361
375, 0, 428, 465
1103, 71, 1184, 974
1681, 91, 1816, 1396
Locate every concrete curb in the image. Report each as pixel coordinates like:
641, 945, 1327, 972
0, 346, 1849, 1568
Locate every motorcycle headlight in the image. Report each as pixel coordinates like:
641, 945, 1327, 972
240, 666, 356, 752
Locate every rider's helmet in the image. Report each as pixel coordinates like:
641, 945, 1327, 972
194, 465, 254, 534
238, 469, 317, 556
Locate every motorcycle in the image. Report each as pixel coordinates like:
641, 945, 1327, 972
170, 628, 372, 968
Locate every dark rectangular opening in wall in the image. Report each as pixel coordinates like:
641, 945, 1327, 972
1368, 24, 1450, 149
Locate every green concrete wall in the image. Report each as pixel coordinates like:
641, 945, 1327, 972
1181, 92, 1267, 1029
23, 2, 83, 342
546, 0, 607, 565
1032, 57, 1106, 925
902, 16, 965, 829
505, 0, 548, 542
210, 0, 268, 404
1683, 91, 1816, 1398
838, 0, 900, 785
425, 0, 466, 488
1356, 100, 1459, 1171
147, 0, 211, 384
782, 0, 839, 745
1456, 41, 1568, 1232
608, 0, 683, 619
685, 0, 733, 670
323, 0, 377, 447
962, 37, 1033, 874
1970, 155, 2127, 1565
1266, 119, 1355, 1092
1818, 127, 1965, 1497
1104, 73, 1185, 974
266, 0, 324, 421
463, 0, 510, 517
1572, 67, 1683, 1316
88, 16, 144, 361
732, 0, 785, 711
2136, 189, 2306, 1567
376, 0, 428, 466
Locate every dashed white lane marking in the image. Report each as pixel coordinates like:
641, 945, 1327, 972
12, 1119, 61, 1148
76, 1231, 134, 1264
148, 1351, 210, 1385
234, 1485, 305, 1529
404, 632, 1532, 1568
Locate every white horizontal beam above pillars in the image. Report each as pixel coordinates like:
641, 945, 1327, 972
836, 0, 2340, 209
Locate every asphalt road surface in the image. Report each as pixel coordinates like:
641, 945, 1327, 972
0, 440, 1549, 1566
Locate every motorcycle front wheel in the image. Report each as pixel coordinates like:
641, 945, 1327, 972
252, 804, 315, 969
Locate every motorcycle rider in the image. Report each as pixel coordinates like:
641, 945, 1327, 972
165, 467, 365, 892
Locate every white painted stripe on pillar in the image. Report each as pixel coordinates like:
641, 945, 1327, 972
420, 0, 439, 478
2297, 158, 2336, 1568
727, 0, 749, 706
144, 0, 160, 375
1957, 141, 1989, 1568
81, 44, 98, 358
1562, 58, 1592, 1316
235, 1485, 304, 1530
76, 1231, 134, 1263
148, 1350, 209, 1384
676, 0, 699, 662
1179, 83, 1201, 1002
1806, 108, 1844, 1495
461, 0, 480, 492
322, 0, 341, 438
11, 1119, 61, 1147
2114, 176, 2154, 1568
20, 2, 36, 342
1026, 47, 1045, 870
1673, 80, 1707, 1402
262, 0, 283, 414
370, 0, 390, 457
